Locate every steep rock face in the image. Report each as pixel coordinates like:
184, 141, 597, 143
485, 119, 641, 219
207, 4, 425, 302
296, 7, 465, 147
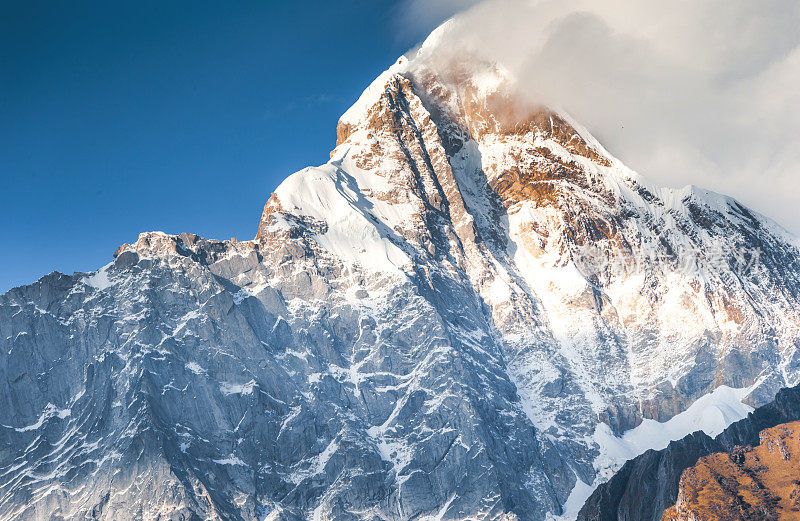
1, 231, 571, 521
577, 384, 800, 521
2, 21, 800, 521
663, 421, 800, 520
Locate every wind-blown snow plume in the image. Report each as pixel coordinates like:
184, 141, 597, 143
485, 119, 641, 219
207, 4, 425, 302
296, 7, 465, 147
401, 0, 800, 232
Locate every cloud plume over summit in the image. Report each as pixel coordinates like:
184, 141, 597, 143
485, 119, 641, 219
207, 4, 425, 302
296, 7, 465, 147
401, 0, 800, 232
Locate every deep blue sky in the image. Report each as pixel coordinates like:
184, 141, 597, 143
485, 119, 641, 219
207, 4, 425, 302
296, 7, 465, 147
1, 0, 446, 292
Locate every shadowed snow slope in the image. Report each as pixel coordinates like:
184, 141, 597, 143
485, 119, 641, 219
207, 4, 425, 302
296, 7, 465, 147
2, 19, 800, 521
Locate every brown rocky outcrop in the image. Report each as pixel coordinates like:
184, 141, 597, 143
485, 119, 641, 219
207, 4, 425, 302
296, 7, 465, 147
663, 421, 800, 520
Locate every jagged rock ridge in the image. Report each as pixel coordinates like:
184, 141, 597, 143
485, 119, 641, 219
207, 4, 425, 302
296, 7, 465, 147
2, 20, 800, 521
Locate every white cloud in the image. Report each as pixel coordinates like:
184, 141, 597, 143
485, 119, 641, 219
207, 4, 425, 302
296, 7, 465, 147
399, 0, 800, 233
393, 0, 483, 44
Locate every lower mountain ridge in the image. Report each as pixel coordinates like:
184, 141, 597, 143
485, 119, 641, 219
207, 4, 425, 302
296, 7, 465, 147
663, 420, 800, 520
578, 384, 800, 521
2, 18, 800, 521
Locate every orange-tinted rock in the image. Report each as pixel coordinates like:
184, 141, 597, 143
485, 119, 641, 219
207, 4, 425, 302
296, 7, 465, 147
663, 421, 800, 520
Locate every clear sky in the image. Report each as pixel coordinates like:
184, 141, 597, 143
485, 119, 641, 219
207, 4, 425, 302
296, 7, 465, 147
1, 0, 447, 292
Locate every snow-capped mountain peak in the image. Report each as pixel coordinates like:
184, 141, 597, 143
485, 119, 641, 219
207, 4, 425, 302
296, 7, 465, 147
3, 18, 800, 521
